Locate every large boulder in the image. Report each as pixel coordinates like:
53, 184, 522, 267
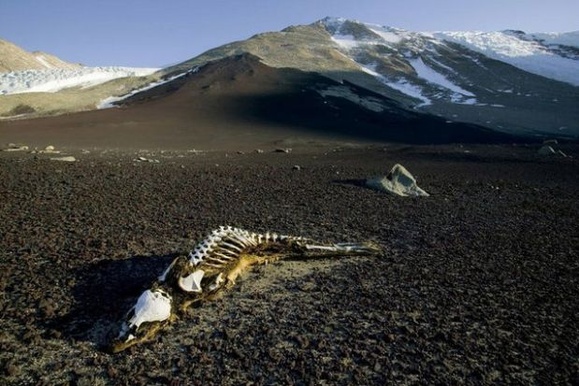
366, 164, 429, 197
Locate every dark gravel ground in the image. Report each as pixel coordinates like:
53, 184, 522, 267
0, 143, 578, 385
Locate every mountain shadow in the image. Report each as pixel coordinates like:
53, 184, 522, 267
120, 53, 521, 145
0, 53, 524, 150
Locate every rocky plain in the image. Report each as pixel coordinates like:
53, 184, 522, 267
0, 141, 577, 385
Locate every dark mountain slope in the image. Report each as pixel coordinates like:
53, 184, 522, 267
0, 54, 519, 150
116, 54, 518, 144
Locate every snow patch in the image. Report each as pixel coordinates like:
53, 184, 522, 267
360, 63, 431, 106
387, 79, 432, 106
34, 55, 54, 69
427, 57, 457, 74
331, 34, 360, 50
368, 27, 403, 44
409, 57, 475, 96
98, 68, 197, 109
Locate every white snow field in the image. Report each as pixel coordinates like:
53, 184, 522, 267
432, 31, 579, 86
0, 66, 159, 95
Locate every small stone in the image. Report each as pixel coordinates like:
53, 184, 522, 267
3, 143, 29, 152
224, 328, 236, 340
5, 362, 20, 376
292, 165, 301, 170
39, 298, 56, 318
543, 139, 558, 145
22, 330, 40, 344
50, 156, 76, 162
295, 335, 309, 348
48, 329, 62, 339
134, 156, 159, 163
107, 365, 118, 378
537, 145, 556, 156
232, 347, 245, 359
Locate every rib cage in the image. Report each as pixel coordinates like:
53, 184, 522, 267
168, 225, 379, 276
158, 226, 310, 283
186, 226, 308, 269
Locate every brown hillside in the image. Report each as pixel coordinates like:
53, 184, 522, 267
0, 54, 516, 151
0, 39, 80, 72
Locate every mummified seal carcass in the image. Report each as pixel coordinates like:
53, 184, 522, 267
109, 226, 381, 353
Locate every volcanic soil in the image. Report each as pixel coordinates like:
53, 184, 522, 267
0, 141, 578, 385
1, 52, 578, 384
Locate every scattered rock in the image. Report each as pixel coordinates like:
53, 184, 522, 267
275, 148, 292, 153
134, 156, 160, 163
0, 146, 576, 384
537, 145, 569, 157
557, 150, 568, 157
255, 149, 264, 154
41, 145, 60, 154
50, 156, 77, 162
32, 145, 61, 154
537, 145, 556, 156
292, 165, 302, 170
4, 361, 20, 377
3, 143, 29, 152
38, 298, 57, 318
366, 164, 429, 197
543, 139, 558, 145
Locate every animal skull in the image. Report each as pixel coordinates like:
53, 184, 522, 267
110, 288, 173, 353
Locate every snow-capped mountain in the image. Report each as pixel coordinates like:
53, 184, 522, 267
155, 18, 578, 138
1, 18, 578, 139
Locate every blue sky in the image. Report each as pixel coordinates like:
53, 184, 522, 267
1, 0, 577, 68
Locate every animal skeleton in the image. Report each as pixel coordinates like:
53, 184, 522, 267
109, 226, 381, 353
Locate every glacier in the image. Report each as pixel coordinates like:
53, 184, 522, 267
0, 66, 159, 95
